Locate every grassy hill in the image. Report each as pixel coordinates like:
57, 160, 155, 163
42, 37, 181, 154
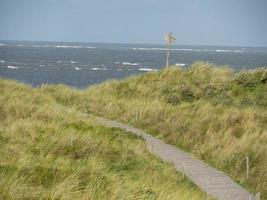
0, 79, 206, 199
1, 62, 266, 199
49, 62, 266, 199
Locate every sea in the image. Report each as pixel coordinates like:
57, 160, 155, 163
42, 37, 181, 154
0, 41, 267, 88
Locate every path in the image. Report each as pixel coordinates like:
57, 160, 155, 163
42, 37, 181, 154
96, 117, 256, 200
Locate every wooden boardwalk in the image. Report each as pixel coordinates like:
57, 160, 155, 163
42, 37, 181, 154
97, 117, 256, 200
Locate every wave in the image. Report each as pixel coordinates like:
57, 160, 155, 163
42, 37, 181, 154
74, 67, 81, 70
215, 49, 231, 53
233, 50, 245, 53
54, 45, 82, 48
92, 67, 108, 71
138, 68, 158, 72
133, 47, 167, 51
215, 49, 246, 53
132, 47, 210, 52
0, 60, 5, 63
132, 47, 248, 53
122, 62, 140, 66
132, 47, 203, 52
70, 60, 77, 64
0, 44, 5, 46
16, 44, 97, 49
7, 65, 18, 69
53, 45, 96, 49
175, 63, 186, 67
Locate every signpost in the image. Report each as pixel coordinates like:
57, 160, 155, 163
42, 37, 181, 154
165, 32, 176, 68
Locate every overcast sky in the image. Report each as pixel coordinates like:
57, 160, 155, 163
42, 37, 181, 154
0, 0, 266, 46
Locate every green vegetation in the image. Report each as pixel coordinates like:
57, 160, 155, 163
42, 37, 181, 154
0, 79, 206, 200
47, 62, 265, 199
1, 62, 266, 199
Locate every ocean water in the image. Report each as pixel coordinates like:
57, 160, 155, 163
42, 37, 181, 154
0, 41, 267, 88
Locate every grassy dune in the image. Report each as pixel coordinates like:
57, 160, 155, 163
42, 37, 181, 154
0, 79, 206, 199
39, 62, 266, 198
1, 62, 266, 199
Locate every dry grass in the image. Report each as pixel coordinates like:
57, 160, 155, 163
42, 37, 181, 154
79, 62, 267, 199
0, 79, 206, 200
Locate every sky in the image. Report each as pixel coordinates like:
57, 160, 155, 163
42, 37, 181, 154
0, 0, 267, 47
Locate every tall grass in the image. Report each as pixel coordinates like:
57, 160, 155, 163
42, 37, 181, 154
0, 79, 206, 200
78, 62, 266, 199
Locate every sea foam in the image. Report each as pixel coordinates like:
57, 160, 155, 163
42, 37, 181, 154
122, 62, 140, 66
53, 45, 96, 49
54, 45, 82, 48
92, 67, 108, 71
7, 65, 18, 69
138, 68, 158, 72
175, 63, 186, 67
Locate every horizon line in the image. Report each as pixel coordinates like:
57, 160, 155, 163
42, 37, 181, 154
1, 39, 267, 48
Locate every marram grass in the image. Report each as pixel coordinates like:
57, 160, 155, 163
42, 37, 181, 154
82, 62, 267, 199
0, 79, 206, 200
1, 62, 266, 199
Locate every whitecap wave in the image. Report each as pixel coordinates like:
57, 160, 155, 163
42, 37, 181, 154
53, 45, 96, 49
0, 60, 5, 63
7, 65, 18, 69
138, 68, 158, 72
54, 45, 82, 48
74, 67, 81, 70
70, 60, 77, 64
0, 44, 5, 46
133, 47, 207, 52
122, 62, 140, 66
215, 49, 231, 53
132, 47, 247, 53
175, 63, 186, 67
233, 50, 244, 53
92, 67, 108, 71
133, 47, 167, 51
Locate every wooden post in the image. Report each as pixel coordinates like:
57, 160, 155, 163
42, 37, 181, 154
256, 192, 261, 200
182, 164, 185, 179
246, 156, 249, 179
165, 32, 176, 68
